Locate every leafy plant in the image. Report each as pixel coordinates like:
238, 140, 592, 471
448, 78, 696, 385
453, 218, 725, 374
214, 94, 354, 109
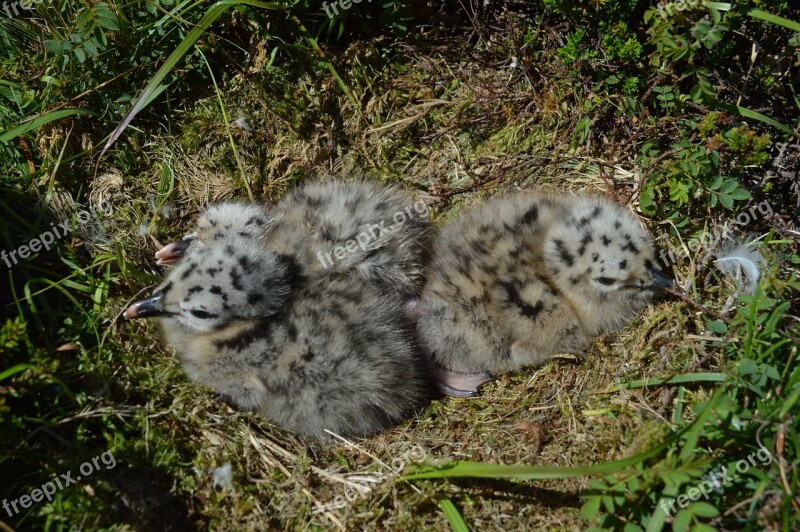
718, 125, 772, 166
558, 29, 597, 66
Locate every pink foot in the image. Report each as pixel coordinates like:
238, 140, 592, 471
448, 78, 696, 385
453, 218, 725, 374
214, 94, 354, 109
430, 365, 495, 398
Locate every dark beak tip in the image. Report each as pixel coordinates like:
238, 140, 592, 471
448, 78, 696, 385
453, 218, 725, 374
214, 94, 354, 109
650, 268, 674, 290
123, 301, 147, 320
124, 295, 164, 319
154, 238, 194, 264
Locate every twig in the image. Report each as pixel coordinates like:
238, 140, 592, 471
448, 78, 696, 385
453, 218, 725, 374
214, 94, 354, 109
665, 287, 727, 323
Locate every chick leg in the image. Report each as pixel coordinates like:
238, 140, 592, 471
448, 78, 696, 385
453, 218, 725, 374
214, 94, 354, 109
430, 365, 495, 398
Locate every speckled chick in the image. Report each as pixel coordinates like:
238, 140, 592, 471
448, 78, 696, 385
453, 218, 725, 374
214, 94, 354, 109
126, 236, 429, 440
416, 192, 673, 397
156, 181, 431, 297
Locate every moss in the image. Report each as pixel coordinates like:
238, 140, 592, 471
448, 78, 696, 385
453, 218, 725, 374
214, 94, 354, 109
720, 125, 772, 166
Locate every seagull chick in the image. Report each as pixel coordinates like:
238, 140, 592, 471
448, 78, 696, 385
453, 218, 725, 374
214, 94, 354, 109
126, 236, 429, 440
416, 192, 673, 397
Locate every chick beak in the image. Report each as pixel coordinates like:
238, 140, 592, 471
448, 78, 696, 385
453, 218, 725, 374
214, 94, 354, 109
155, 238, 195, 265
650, 268, 674, 290
124, 295, 167, 319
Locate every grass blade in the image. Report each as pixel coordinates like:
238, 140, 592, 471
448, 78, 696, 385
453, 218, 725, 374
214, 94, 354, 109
593, 372, 729, 394
401, 390, 725, 482
0, 109, 95, 142
746, 8, 800, 32
0, 363, 35, 382
403, 428, 679, 481
677, 389, 724, 463
702, 2, 800, 33
712, 102, 794, 136
198, 47, 254, 200
438, 498, 469, 532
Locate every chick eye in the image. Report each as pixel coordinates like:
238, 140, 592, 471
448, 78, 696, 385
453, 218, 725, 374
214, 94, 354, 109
190, 309, 214, 319
596, 277, 616, 286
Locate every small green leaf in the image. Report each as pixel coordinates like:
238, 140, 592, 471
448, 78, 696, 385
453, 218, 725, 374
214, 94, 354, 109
688, 502, 720, 518
765, 365, 780, 380
588, 479, 608, 490
669, 182, 690, 205
669, 471, 693, 484
721, 179, 739, 193
738, 358, 758, 376
98, 13, 121, 31
45, 39, 64, 54
640, 187, 655, 212
730, 188, 751, 200
673, 509, 692, 532
41, 75, 63, 87
706, 320, 727, 334
83, 40, 98, 56
580, 496, 602, 521
602, 495, 615, 513
690, 85, 705, 102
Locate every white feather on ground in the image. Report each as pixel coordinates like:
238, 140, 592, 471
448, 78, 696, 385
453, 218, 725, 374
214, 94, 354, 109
714, 239, 764, 295
211, 463, 233, 489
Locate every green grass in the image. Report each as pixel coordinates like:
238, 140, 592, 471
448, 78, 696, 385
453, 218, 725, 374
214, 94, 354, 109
2, 1, 799, 530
